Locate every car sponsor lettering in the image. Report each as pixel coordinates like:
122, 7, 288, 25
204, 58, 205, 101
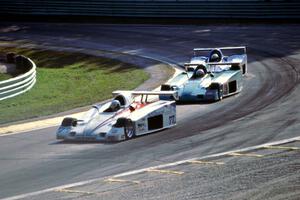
137, 123, 146, 132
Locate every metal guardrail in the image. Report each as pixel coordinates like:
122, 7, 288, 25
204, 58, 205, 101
0, 56, 36, 101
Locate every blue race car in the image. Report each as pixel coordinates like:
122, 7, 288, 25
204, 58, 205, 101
161, 46, 247, 102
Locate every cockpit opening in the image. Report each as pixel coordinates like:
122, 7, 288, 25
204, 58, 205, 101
114, 95, 126, 106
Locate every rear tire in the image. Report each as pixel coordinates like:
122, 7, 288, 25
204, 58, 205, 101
124, 119, 135, 140
242, 64, 247, 74
218, 88, 223, 101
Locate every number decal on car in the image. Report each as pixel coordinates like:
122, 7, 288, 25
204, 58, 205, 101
169, 115, 176, 125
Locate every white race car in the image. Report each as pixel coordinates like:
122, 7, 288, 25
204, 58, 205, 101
189, 46, 247, 74
56, 90, 177, 142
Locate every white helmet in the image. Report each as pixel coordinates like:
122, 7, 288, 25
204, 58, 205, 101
195, 69, 205, 78
210, 53, 220, 62
110, 100, 121, 111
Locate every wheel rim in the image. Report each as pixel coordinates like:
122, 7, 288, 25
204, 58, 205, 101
126, 122, 134, 139
218, 88, 223, 100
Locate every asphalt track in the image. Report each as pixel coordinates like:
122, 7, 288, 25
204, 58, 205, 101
0, 23, 299, 199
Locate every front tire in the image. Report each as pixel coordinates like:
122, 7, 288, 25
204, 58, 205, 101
209, 83, 223, 101
61, 117, 77, 127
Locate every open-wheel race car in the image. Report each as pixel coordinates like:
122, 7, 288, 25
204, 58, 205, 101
160, 46, 247, 102
56, 90, 177, 142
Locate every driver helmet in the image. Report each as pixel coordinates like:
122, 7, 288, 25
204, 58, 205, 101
110, 100, 121, 111
195, 69, 205, 78
210, 53, 220, 62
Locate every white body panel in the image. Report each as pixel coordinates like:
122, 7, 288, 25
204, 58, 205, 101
132, 101, 176, 136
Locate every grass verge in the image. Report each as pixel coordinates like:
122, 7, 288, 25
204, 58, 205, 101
0, 47, 149, 124
0, 73, 12, 81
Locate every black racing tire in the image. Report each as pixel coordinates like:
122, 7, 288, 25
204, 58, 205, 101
124, 119, 135, 140
161, 84, 171, 91
218, 87, 223, 101
209, 83, 223, 101
242, 64, 247, 74
61, 117, 77, 127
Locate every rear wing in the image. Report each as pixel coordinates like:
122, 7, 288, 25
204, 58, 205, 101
183, 62, 242, 73
207, 62, 242, 72
184, 62, 241, 67
184, 63, 202, 67
193, 46, 246, 54
113, 90, 178, 100
207, 62, 241, 66
184, 63, 204, 72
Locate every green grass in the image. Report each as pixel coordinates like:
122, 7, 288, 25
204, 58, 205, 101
0, 47, 149, 124
0, 73, 12, 81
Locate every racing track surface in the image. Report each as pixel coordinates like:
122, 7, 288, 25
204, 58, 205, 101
0, 23, 299, 199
